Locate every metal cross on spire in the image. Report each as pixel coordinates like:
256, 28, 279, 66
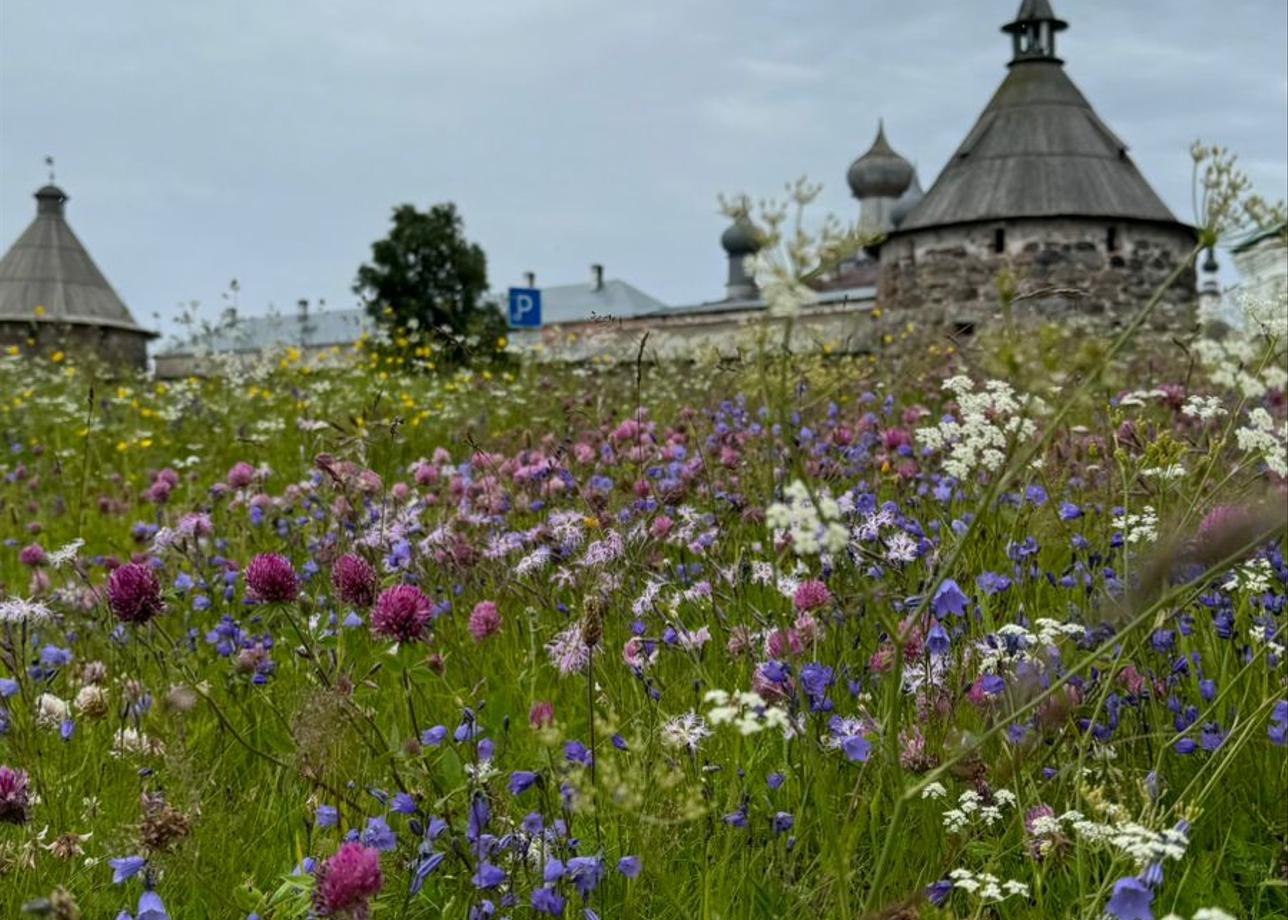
44, 156, 55, 183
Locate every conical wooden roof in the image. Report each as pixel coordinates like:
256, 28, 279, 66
0, 184, 154, 335
896, 5, 1190, 235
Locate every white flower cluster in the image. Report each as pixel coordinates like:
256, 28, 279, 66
975, 620, 1084, 674
1195, 334, 1286, 399
1248, 622, 1286, 660
1181, 394, 1227, 421
1224, 557, 1274, 595
1119, 506, 1159, 545
1235, 407, 1287, 477
946, 868, 1029, 902
765, 480, 848, 556
1162, 909, 1237, 920
1056, 811, 1188, 868
750, 251, 814, 319
1141, 464, 1187, 481
941, 788, 1016, 832
704, 689, 794, 737
1241, 291, 1288, 340
917, 377, 1038, 480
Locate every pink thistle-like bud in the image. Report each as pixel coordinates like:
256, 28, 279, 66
371, 584, 433, 643
227, 461, 256, 488
313, 841, 383, 918
331, 554, 378, 609
468, 601, 502, 641
529, 701, 555, 728
0, 765, 31, 824
765, 628, 803, 659
107, 562, 164, 624
792, 580, 832, 613
246, 553, 299, 604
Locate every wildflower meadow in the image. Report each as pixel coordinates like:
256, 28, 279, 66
2, 179, 1287, 920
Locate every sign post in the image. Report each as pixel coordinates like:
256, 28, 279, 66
508, 287, 542, 328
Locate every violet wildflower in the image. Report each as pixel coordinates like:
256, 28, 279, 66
136, 890, 168, 920
1106, 876, 1153, 920
245, 554, 299, 604
110, 855, 147, 883
508, 770, 540, 795
313, 842, 383, 918
1270, 700, 1288, 746
932, 578, 969, 617
19, 543, 46, 566
0, 765, 30, 823
617, 856, 642, 878
472, 862, 507, 889
361, 816, 397, 851
315, 805, 339, 828
332, 554, 379, 609
108, 563, 164, 624
531, 887, 565, 915
371, 585, 433, 643
926, 879, 952, 907
468, 601, 502, 641
566, 855, 605, 899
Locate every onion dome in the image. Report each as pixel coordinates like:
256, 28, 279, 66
721, 215, 761, 256
890, 169, 924, 227
847, 121, 914, 199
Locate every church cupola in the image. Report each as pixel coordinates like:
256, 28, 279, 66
1002, 0, 1068, 65
720, 212, 762, 301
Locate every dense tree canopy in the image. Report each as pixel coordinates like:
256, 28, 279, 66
354, 202, 504, 365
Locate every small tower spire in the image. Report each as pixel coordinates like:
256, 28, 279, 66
1002, 0, 1068, 65
45, 155, 55, 183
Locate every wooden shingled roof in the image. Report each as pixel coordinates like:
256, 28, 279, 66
895, 9, 1192, 235
0, 185, 155, 335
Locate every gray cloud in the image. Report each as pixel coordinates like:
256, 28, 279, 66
2, 0, 1284, 337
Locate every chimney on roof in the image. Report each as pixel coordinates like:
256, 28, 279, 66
523, 271, 535, 288
590, 264, 604, 291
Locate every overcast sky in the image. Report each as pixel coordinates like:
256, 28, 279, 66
2, 1, 1285, 339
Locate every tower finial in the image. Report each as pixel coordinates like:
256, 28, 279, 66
1002, 0, 1068, 65
44, 155, 55, 183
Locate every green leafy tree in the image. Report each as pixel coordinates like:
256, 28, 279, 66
354, 202, 505, 366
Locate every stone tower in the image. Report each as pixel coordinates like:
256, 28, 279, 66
877, 0, 1198, 331
0, 182, 156, 367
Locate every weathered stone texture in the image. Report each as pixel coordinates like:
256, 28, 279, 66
878, 219, 1198, 332
0, 321, 150, 370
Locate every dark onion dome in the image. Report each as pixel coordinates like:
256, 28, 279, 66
721, 215, 761, 256
892, 0, 1192, 238
847, 122, 914, 200
890, 169, 924, 228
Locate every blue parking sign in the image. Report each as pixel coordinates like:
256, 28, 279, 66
508, 287, 541, 328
